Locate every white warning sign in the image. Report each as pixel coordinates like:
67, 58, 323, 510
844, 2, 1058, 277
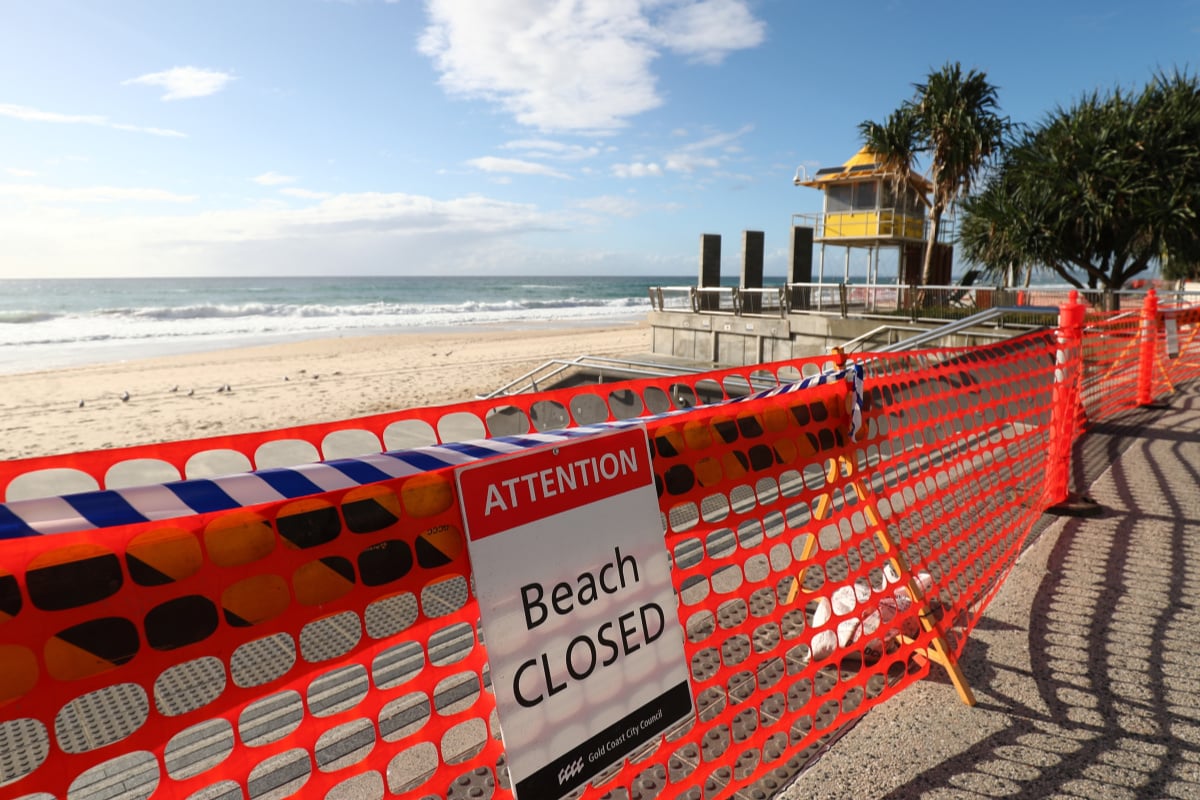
456, 426, 692, 799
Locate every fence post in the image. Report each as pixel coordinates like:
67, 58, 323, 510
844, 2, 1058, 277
1136, 289, 1159, 406
1046, 290, 1099, 515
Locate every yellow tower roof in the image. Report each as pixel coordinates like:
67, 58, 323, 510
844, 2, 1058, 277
797, 146, 931, 193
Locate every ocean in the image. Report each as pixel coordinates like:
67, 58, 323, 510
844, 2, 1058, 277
0, 275, 674, 375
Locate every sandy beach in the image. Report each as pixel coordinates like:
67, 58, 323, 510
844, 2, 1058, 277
0, 322, 652, 461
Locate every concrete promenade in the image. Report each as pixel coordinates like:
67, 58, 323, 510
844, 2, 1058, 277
777, 382, 1200, 799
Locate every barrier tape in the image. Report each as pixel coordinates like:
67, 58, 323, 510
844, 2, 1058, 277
0, 365, 864, 540
0, 354, 852, 503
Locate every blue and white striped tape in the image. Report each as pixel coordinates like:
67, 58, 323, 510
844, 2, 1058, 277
0, 430, 601, 539
0, 364, 863, 539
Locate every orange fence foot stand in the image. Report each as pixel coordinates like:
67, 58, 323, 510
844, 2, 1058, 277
877, 544, 977, 707
787, 455, 977, 707
861, 487, 977, 708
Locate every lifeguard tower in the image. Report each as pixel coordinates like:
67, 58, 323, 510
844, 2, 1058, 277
642, 146, 976, 367
794, 146, 952, 289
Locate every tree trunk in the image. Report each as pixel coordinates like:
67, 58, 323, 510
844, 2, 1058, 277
916, 208, 943, 307
921, 209, 942, 285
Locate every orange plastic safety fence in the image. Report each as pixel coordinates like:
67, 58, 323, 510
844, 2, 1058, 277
1078, 310, 1143, 425
0, 467, 492, 800
0, 356, 842, 504
1154, 306, 1200, 398
1073, 299, 1200, 425
638, 332, 1061, 797
0, 331, 1068, 800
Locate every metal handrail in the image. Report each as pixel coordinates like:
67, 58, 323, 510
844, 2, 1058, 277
873, 306, 1058, 353
737, 286, 788, 318
782, 282, 844, 315
791, 209, 952, 243
648, 285, 696, 312
836, 324, 928, 353
693, 286, 739, 314
646, 280, 1192, 320
478, 355, 717, 399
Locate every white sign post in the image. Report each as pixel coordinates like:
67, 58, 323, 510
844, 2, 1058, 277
456, 426, 693, 799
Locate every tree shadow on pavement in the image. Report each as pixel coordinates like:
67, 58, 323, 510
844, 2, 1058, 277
876, 386, 1200, 799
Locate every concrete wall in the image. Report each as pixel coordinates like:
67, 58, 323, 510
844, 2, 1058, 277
648, 310, 1011, 366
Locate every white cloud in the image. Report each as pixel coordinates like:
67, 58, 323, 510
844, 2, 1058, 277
281, 187, 333, 199
572, 194, 640, 218
663, 124, 753, 172
123, 67, 236, 101
0, 183, 196, 204
418, 0, 764, 133
254, 172, 297, 186
680, 124, 754, 152
664, 153, 719, 173
655, 0, 766, 64
0, 190, 578, 276
5, 167, 36, 177
501, 139, 600, 161
612, 161, 663, 178
0, 103, 185, 137
467, 157, 571, 179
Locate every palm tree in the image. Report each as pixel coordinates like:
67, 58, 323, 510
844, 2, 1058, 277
860, 62, 1009, 296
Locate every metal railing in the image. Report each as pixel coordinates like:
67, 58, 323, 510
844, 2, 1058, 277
692, 286, 740, 314
647, 286, 696, 312
791, 210, 957, 243
833, 305, 1061, 355
478, 355, 717, 399
736, 286, 788, 318
647, 281, 1188, 322
648, 286, 788, 317
874, 306, 1059, 352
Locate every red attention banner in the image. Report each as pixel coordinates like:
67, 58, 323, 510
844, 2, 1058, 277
457, 427, 654, 541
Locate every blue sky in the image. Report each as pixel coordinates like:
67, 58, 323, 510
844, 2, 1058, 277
2, 0, 1197, 278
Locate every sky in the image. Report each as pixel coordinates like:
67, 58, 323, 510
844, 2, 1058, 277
1, 0, 1198, 279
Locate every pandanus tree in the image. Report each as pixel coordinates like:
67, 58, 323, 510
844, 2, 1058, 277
859, 62, 1009, 292
960, 71, 1200, 301
957, 158, 1055, 288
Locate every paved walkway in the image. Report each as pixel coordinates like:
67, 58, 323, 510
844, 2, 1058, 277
779, 382, 1200, 800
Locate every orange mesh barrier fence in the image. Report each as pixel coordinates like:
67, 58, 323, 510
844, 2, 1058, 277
0, 356, 841, 504
1076, 292, 1200, 425
1153, 304, 1200, 399
3, 291, 1200, 800
0, 330, 1068, 800
1078, 310, 1142, 424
